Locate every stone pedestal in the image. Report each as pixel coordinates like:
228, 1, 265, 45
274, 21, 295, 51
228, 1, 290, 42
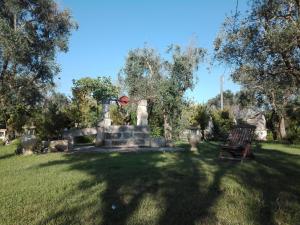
104, 125, 150, 147
95, 127, 105, 146
137, 100, 148, 126
21, 135, 37, 155
188, 134, 201, 151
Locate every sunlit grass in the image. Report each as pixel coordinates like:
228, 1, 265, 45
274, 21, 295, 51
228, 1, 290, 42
0, 141, 299, 225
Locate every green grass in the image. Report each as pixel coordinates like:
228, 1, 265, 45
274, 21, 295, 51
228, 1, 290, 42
0, 141, 299, 225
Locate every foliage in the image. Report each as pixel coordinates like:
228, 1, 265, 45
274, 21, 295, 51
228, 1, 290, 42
74, 135, 95, 144
109, 104, 136, 125
285, 96, 300, 143
109, 105, 124, 125
210, 109, 235, 140
72, 77, 119, 103
71, 76, 118, 127
214, 0, 300, 139
120, 43, 206, 140
0, 0, 77, 133
34, 92, 74, 140
189, 104, 210, 138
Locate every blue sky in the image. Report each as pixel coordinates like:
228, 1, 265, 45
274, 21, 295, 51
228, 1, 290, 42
56, 0, 248, 103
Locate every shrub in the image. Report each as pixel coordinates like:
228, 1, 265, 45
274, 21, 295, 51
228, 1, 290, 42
0, 140, 5, 146
74, 135, 95, 144
150, 125, 164, 137
211, 109, 235, 141
286, 126, 300, 144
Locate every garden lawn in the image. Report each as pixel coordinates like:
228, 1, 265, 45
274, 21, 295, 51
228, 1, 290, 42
0, 141, 300, 225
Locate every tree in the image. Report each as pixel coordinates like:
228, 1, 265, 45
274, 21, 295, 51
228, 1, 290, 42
189, 104, 210, 139
120, 44, 206, 140
0, 0, 77, 132
34, 92, 74, 140
72, 76, 119, 127
214, 0, 300, 139
207, 90, 236, 109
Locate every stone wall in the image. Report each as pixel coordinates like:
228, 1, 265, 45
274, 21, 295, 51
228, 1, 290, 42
63, 127, 97, 138
104, 125, 150, 147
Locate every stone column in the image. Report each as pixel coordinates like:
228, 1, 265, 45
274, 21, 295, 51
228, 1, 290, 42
95, 126, 105, 147
98, 101, 111, 127
137, 100, 148, 126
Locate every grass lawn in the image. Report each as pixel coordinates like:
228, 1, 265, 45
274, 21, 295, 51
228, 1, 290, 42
0, 141, 300, 225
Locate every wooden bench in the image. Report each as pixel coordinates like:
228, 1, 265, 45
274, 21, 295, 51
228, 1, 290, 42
219, 124, 256, 162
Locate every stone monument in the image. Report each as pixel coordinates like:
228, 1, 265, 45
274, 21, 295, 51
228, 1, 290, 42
246, 113, 267, 141
137, 100, 148, 126
20, 124, 38, 155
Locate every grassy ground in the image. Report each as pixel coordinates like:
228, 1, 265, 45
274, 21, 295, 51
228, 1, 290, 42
0, 141, 299, 225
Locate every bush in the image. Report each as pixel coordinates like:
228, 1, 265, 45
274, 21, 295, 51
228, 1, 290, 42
0, 140, 5, 146
286, 126, 300, 144
74, 135, 95, 144
211, 109, 235, 141
266, 131, 274, 141
150, 125, 164, 137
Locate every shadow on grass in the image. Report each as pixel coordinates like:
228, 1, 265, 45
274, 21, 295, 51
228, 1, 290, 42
0, 153, 15, 160
35, 141, 300, 225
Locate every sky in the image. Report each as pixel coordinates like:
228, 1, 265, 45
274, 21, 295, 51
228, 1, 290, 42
56, 0, 249, 103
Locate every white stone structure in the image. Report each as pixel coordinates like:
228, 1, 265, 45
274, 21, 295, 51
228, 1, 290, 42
137, 100, 148, 126
246, 113, 267, 141
0, 129, 7, 141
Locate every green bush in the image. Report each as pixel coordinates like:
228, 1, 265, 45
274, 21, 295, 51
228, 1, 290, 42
74, 135, 95, 144
211, 109, 235, 141
286, 126, 300, 144
0, 140, 5, 146
266, 131, 274, 141
150, 125, 164, 137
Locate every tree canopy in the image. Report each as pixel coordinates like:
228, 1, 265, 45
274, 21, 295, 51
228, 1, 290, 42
0, 0, 77, 132
214, 0, 300, 139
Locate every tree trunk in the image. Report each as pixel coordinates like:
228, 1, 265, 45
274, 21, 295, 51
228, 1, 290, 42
201, 129, 205, 141
163, 112, 172, 141
279, 116, 287, 139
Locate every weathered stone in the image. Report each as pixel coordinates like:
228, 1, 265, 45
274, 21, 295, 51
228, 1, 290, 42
105, 125, 150, 133
63, 127, 97, 138
133, 132, 149, 139
188, 134, 201, 151
246, 113, 267, 141
134, 126, 150, 133
137, 100, 148, 126
95, 127, 104, 147
122, 132, 133, 139
21, 135, 38, 155
105, 133, 122, 139
49, 140, 69, 152
150, 137, 166, 147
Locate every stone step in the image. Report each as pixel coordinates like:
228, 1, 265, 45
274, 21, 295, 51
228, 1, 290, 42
105, 125, 150, 133
105, 132, 149, 139
104, 138, 151, 147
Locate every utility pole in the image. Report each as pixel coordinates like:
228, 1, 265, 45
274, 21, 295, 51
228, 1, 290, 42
220, 75, 224, 110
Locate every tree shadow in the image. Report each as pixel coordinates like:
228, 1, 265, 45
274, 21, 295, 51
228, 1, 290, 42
230, 145, 300, 225
0, 153, 15, 160
34, 141, 300, 225
36, 142, 234, 225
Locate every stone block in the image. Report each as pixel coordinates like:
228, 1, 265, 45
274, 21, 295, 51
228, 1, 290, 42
134, 126, 150, 133
21, 135, 38, 155
150, 137, 166, 147
105, 133, 122, 139
49, 140, 69, 152
133, 132, 149, 139
122, 132, 133, 139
